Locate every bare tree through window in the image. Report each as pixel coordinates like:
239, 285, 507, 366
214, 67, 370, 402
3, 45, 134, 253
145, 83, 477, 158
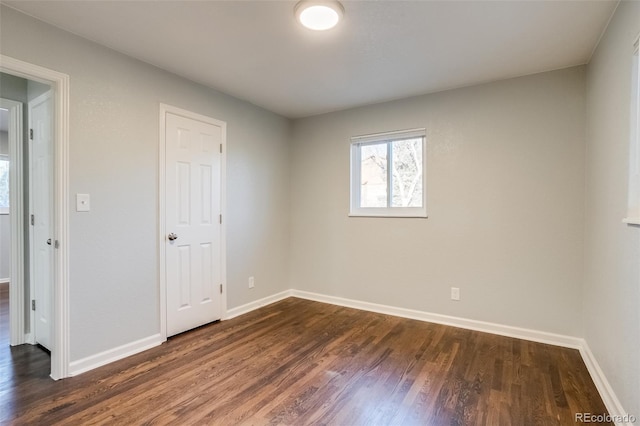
359, 138, 423, 208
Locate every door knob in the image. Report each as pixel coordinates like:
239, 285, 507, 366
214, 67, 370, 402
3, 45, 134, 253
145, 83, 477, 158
168, 233, 178, 241
46, 238, 52, 245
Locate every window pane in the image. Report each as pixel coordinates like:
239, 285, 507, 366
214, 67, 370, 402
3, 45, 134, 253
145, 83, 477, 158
391, 138, 423, 207
0, 159, 9, 209
360, 143, 388, 207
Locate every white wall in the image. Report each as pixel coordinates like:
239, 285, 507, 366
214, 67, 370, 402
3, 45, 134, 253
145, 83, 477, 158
0, 6, 291, 362
584, 0, 640, 417
290, 67, 586, 337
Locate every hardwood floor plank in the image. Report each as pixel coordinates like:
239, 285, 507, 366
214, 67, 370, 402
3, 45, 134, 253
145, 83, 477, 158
0, 295, 612, 425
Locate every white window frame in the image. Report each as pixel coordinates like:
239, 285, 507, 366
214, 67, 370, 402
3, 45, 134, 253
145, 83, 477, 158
624, 35, 640, 226
350, 128, 427, 218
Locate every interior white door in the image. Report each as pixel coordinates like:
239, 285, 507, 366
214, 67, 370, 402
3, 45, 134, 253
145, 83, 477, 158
165, 112, 222, 337
29, 91, 53, 350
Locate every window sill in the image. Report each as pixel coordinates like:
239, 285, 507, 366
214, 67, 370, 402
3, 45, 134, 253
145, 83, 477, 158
623, 217, 640, 226
349, 215, 428, 218
349, 208, 428, 218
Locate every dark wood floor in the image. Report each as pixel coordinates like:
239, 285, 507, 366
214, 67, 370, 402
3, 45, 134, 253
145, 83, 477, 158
0, 293, 610, 425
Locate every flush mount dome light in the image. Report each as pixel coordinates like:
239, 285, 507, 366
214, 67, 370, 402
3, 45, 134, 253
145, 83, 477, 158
295, 0, 344, 31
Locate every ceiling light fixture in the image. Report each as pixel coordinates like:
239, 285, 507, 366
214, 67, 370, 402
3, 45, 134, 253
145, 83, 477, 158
294, 1, 344, 31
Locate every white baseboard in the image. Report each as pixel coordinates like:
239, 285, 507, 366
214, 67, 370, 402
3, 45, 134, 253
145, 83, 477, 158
62, 287, 629, 424
290, 289, 583, 349
0, 278, 9, 285
579, 341, 634, 426
224, 290, 292, 320
289, 290, 630, 425
69, 333, 163, 377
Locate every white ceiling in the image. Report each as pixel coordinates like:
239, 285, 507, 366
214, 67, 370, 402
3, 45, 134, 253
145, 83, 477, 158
3, 1, 618, 119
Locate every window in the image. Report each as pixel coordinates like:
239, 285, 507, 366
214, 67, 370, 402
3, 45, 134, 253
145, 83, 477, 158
0, 156, 9, 214
350, 128, 426, 217
625, 36, 640, 225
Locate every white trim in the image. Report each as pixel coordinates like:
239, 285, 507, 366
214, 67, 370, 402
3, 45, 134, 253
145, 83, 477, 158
158, 105, 167, 341
288, 290, 632, 422
0, 278, 9, 285
224, 288, 584, 350
68, 334, 163, 377
579, 342, 634, 426
158, 103, 227, 340
224, 287, 629, 421
224, 290, 293, 320
56, 284, 630, 420
351, 128, 427, 144
0, 98, 24, 346
0, 55, 71, 380
291, 290, 583, 349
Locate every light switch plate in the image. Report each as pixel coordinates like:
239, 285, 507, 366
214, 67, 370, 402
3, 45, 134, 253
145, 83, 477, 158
76, 194, 90, 212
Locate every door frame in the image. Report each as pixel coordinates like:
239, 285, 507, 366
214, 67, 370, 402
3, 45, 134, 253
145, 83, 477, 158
158, 103, 227, 341
0, 98, 24, 347
0, 55, 70, 380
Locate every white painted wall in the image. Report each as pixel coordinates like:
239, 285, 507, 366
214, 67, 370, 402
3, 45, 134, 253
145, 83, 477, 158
290, 67, 586, 337
584, 1, 640, 417
0, 6, 291, 361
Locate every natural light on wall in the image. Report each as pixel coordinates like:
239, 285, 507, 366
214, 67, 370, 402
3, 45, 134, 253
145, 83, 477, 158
295, 1, 344, 31
625, 35, 640, 226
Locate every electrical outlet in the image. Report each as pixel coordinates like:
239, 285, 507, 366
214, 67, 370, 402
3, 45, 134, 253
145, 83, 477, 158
451, 287, 460, 301
248, 276, 255, 289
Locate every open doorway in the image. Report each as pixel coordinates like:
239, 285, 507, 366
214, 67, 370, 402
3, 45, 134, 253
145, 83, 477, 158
0, 72, 53, 361
0, 93, 24, 353
0, 56, 70, 380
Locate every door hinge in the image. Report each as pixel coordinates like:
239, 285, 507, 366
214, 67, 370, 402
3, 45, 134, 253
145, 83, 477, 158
219, 214, 222, 224
54, 240, 60, 249
30, 214, 34, 226
220, 284, 223, 294
219, 144, 222, 154
29, 129, 33, 140
31, 300, 36, 311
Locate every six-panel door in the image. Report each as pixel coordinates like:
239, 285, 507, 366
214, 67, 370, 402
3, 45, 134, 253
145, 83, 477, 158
165, 112, 222, 337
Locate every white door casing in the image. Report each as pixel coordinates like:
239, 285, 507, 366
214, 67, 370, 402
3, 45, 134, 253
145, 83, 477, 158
1, 54, 70, 380
29, 91, 54, 350
163, 109, 224, 337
